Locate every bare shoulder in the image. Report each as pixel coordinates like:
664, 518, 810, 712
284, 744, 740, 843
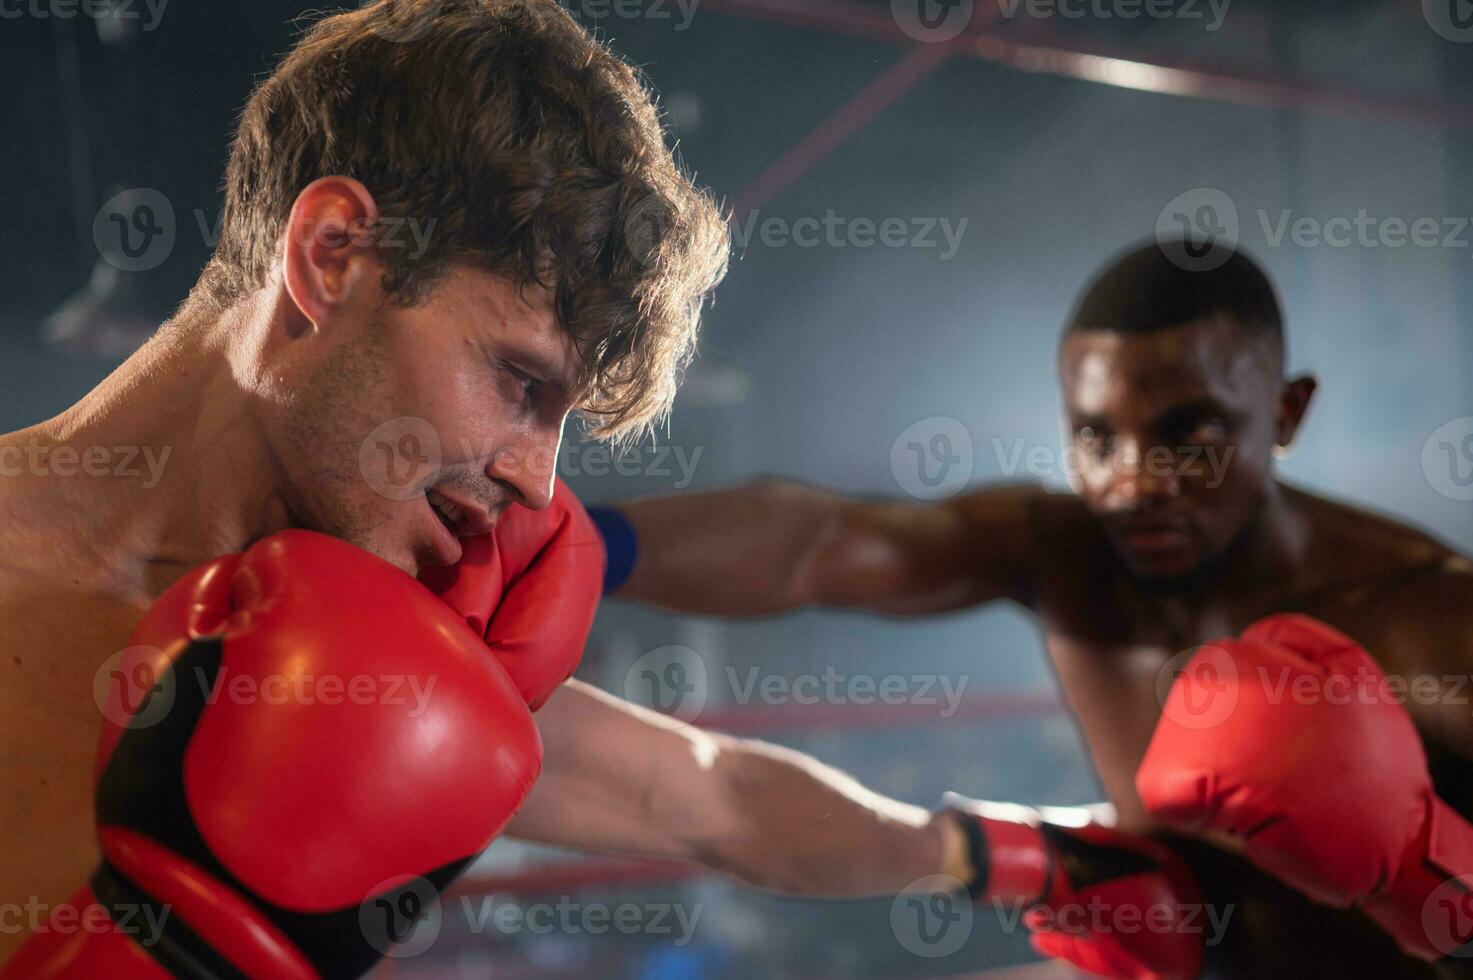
1009, 485, 1090, 530
1286, 491, 1473, 773
0, 436, 80, 578
949, 483, 1076, 591
1367, 554, 1473, 640
946, 482, 1079, 543
1292, 485, 1464, 597
982, 487, 1121, 623
0, 481, 144, 713
1296, 485, 1473, 680
1005, 488, 1111, 570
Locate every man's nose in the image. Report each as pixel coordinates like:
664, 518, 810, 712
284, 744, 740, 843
1109, 440, 1180, 505
485, 430, 560, 510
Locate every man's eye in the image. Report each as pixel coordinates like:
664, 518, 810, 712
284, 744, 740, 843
1181, 418, 1228, 445
1077, 427, 1115, 456
504, 365, 539, 400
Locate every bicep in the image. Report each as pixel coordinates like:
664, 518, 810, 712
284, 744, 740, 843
503, 680, 739, 860
810, 484, 1042, 615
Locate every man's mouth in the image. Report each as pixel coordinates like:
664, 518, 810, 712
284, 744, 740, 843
1121, 529, 1192, 553
427, 487, 463, 533
425, 487, 498, 538
1111, 518, 1194, 553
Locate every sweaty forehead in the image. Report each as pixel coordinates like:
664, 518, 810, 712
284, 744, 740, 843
1058, 315, 1276, 419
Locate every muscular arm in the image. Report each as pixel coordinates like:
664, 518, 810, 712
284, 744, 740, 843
611, 480, 1044, 616
504, 680, 967, 896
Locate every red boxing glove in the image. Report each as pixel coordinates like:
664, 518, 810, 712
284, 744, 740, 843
422, 478, 603, 711
946, 798, 1204, 979
5, 531, 540, 979
1137, 613, 1473, 961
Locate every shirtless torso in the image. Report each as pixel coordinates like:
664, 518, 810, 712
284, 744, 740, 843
0, 381, 250, 966
0, 476, 155, 963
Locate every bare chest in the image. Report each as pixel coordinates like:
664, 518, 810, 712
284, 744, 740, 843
0, 567, 146, 930
1036, 587, 1465, 829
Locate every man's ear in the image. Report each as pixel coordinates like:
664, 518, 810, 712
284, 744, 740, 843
279, 176, 382, 337
1274, 374, 1318, 450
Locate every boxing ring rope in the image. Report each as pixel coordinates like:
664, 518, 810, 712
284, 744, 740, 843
729, 41, 961, 215
961, 31, 1473, 128
705, 0, 1473, 128
728, 2, 1002, 213
711, 0, 1473, 220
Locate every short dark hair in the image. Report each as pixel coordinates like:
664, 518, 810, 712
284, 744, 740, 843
198, 0, 729, 446
1065, 240, 1283, 359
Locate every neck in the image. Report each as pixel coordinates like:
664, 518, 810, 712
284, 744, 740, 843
28, 298, 292, 596
1223, 481, 1311, 585
1184, 481, 1312, 598
1128, 482, 1310, 602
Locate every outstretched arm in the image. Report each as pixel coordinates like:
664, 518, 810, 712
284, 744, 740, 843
506, 683, 1202, 979
604, 480, 1043, 616
504, 680, 968, 897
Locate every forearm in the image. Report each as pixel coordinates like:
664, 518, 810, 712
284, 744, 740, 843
689, 737, 966, 896
611, 480, 846, 615
507, 682, 964, 896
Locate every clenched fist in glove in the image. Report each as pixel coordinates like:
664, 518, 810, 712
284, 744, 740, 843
1137, 614, 1473, 961
945, 796, 1205, 979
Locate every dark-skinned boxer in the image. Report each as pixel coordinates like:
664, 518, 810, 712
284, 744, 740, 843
591, 241, 1473, 977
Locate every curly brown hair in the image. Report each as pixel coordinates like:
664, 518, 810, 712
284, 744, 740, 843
197, 0, 729, 444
